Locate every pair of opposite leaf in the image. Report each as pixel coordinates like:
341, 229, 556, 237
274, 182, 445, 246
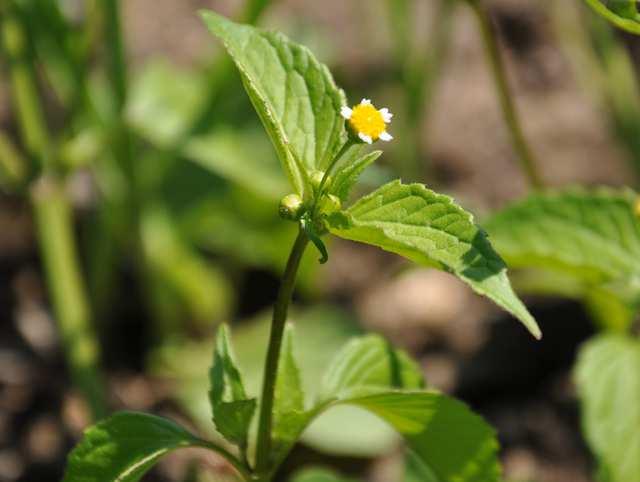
201, 10, 542, 340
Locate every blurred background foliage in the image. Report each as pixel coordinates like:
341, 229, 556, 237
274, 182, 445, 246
1, 0, 640, 481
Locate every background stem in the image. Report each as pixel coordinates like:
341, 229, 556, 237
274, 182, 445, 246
469, 0, 544, 189
32, 179, 107, 419
1, 5, 106, 420
255, 229, 309, 474
1, 4, 50, 170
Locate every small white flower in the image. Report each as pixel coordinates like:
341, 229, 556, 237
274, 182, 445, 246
341, 99, 393, 143
379, 108, 393, 124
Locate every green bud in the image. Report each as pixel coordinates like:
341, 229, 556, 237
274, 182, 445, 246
310, 170, 329, 193
279, 194, 304, 221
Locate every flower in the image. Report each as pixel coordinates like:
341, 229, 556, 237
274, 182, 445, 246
341, 99, 393, 144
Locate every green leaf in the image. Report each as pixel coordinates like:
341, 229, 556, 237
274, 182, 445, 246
583, 0, 640, 34
200, 10, 347, 197
344, 392, 500, 482
273, 324, 307, 445
330, 150, 382, 202
575, 334, 640, 482
328, 180, 540, 339
608, 0, 640, 19
404, 451, 439, 482
126, 60, 208, 148
484, 188, 640, 328
485, 188, 640, 284
209, 324, 256, 447
63, 412, 213, 482
312, 336, 500, 481
276, 336, 500, 481
320, 334, 424, 400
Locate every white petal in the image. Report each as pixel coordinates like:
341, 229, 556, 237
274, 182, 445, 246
361, 98, 371, 105
379, 131, 393, 142
379, 108, 393, 123
358, 133, 373, 144
340, 106, 353, 119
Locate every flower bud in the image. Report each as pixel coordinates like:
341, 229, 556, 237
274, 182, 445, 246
279, 194, 304, 221
310, 170, 329, 193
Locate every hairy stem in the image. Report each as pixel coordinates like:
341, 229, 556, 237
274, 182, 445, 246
255, 229, 309, 474
469, 0, 543, 189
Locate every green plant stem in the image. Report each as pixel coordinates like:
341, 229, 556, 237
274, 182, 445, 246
32, 178, 107, 419
1, 6, 106, 420
468, 0, 543, 189
255, 229, 309, 475
100, 0, 127, 112
1, 4, 50, 169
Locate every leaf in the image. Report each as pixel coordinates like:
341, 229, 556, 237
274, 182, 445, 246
575, 334, 640, 482
608, 0, 639, 19
126, 60, 208, 148
209, 324, 256, 447
328, 180, 540, 339
299, 334, 423, 458
484, 188, 640, 327
320, 334, 424, 400
404, 450, 439, 482
301, 405, 401, 457
311, 336, 500, 481
273, 324, 307, 445
330, 150, 382, 202
343, 392, 500, 482
200, 11, 347, 197
63, 412, 213, 482
583, 0, 640, 34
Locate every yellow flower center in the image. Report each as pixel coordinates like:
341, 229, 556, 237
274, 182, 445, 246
349, 103, 386, 140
